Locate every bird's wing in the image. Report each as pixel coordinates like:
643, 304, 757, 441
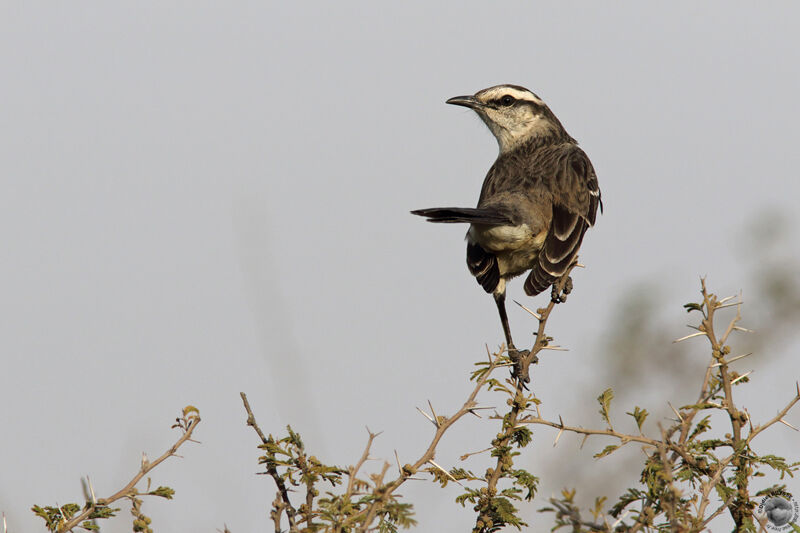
467, 240, 500, 293
524, 147, 601, 296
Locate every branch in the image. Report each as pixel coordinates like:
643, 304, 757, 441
345, 429, 380, 501
518, 414, 657, 448
240, 392, 298, 530
747, 383, 800, 443
57, 408, 200, 533
351, 352, 503, 532
470, 266, 580, 530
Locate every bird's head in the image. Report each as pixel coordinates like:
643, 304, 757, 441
447, 84, 570, 153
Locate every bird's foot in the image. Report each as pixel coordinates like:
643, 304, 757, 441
551, 275, 574, 304
508, 346, 536, 385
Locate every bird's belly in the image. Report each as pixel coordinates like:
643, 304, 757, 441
497, 247, 541, 278
469, 224, 546, 278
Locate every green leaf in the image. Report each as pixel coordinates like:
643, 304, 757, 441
608, 488, 644, 517
683, 302, 704, 313
597, 388, 614, 428
511, 469, 539, 501
510, 426, 533, 448
594, 444, 620, 458
687, 415, 712, 441
715, 483, 736, 502
626, 406, 649, 432
148, 486, 175, 499
455, 488, 482, 507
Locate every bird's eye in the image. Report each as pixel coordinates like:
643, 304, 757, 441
500, 95, 516, 106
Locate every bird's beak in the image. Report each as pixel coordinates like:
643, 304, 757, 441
446, 95, 482, 109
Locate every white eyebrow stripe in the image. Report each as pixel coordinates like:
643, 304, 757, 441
479, 86, 545, 106
502, 87, 544, 105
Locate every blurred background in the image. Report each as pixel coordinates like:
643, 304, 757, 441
1, 2, 798, 531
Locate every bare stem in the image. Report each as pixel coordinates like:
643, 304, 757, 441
240, 392, 298, 530
57, 411, 200, 533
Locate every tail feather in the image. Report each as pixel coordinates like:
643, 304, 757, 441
411, 207, 511, 225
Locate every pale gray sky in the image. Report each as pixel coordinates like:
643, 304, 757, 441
1, 3, 799, 532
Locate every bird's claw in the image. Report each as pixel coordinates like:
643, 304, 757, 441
551, 275, 574, 304
508, 347, 535, 386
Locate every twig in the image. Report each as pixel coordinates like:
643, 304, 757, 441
346, 430, 380, 501
747, 387, 800, 442
350, 351, 503, 532
240, 393, 298, 530
57, 411, 201, 533
477, 264, 580, 528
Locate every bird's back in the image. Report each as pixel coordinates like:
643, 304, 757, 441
468, 140, 600, 295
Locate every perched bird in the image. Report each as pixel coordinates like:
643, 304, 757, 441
412, 84, 601, 354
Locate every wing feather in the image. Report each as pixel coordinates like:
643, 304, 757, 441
524, 148, 600, 296
467, 241, 500, 293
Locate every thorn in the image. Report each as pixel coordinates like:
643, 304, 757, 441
580, 434, 589, 450
2, 512, 6, 533
427, 400, 439, 427
513, 300, 541, 320
718, 295, 737, 305
796, 381, 799, 398
364, 426, 383, 439
467, 406, 495, 419
574, 262, 585, 268
428, 460, 463, 486
553, 427, 564, 447
730, 371, 752, 385
541, 345, 569, 351
779, 419, 799, 432
394, 450, 402, 473
712, 353, 753, 367
673, 332, 705, 343
87, 475, 97, 504
715, 301, 741, 310
141, 452, 150, 471
668, 402, 684, 423
732, 326, 754, 333
611, 510, 631, 529
459, 447, 493, 461
415, 407, 436, 426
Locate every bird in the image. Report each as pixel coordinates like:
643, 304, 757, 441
412, 84, 602, 357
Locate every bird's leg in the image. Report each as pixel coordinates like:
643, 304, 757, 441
494, 291, 515, 351
494, 292, 532, 382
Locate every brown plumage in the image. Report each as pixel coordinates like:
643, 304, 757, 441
412, 84, 601, 353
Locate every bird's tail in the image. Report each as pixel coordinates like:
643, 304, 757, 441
410, 207, 511, 225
